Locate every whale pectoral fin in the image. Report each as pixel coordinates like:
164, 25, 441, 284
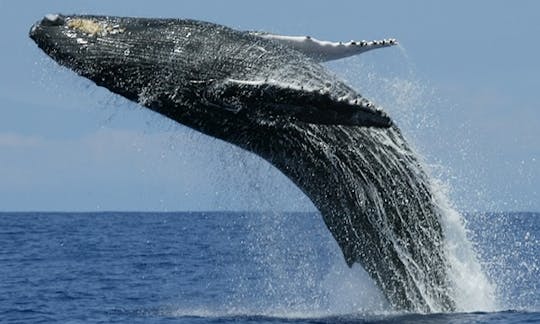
251, 33, 398, 62
205, 80, 392, 127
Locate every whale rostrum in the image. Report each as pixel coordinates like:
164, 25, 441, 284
29, 14, 456, 312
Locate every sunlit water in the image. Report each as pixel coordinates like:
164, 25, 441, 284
0, 212, 538, 323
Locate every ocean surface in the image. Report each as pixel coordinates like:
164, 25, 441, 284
1, 211, 538, 323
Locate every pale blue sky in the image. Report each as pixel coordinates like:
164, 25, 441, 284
0, 0, 538, 212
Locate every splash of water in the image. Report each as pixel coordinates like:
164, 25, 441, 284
166, 42, 498, 315
431, 180, 497, 311
206, 151, 389, 315
327, 48, 498, 311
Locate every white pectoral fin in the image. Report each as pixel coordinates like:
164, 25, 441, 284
253, 33, 397, 62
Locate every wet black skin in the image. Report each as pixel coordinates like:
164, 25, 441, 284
30, 14, 456, 312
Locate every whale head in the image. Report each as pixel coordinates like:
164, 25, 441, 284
29, 14, 174, 104
30, 15, 126, 72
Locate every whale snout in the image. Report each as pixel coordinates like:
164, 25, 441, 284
29, 14, 122, 73
29, 14, 65, 38
29, 14, 68, 55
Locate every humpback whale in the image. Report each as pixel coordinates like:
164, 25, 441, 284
30, 14, 456, 312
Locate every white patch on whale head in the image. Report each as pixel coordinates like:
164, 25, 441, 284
66, 18, 125, 37
45, 14, 60, 22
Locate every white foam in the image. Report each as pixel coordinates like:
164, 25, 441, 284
431, 179, 498, 312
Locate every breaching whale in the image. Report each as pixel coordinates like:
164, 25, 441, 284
29, 14, 456, 312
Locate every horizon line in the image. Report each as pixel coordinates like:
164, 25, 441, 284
0, 210, 538, 215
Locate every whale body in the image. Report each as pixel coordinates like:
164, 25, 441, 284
30, 14, 455, 312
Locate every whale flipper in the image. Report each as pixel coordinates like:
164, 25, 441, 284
252, 33, 398, 62
205, 79, 392, 127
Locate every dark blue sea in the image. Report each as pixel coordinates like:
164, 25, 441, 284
1, 211, 538, 323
